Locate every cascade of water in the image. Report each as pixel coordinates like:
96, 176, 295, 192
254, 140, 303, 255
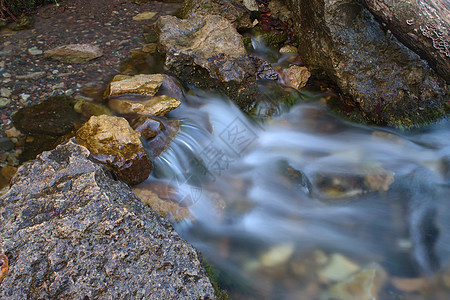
149, 93, 450, 298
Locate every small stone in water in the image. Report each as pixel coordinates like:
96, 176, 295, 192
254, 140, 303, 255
320, 268, 383, 300
319, 253, 360, 283
280, 45, 298, 54
260, 244, 295, 267
391, 277, 430, 293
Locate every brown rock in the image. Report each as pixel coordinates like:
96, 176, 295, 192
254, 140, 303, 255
109, 95, 181, 116
75, 115, 152, 186
131, 116, 181, 159
44, 44, 103, 64
133, 185, 191, 221
282, 65, 311, 90
105, 74, 164, 97
0, 166, 17, 181
0, 253, 8, 283
391, 277, 431, 293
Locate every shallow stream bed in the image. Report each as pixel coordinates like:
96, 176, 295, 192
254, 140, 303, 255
147, 92, 450, 299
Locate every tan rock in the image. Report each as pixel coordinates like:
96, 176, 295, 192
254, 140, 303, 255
283, 65, 311, 90
260, 244, 295, 268
1, 166, 17, 181
4, 127, 22, 138
132, 11, 158, 21
364, 168, 395, 192
109, 95, 181, 116
391, 277, 431, 293
133, 186, 190, 221
320, 268, 384, 300
105, 74, 164, 97
280, 45, 298, 54
319, 253, 360, 283
75, 115, 152, 186
74, 99, 112, 118
44, 44, 103, 64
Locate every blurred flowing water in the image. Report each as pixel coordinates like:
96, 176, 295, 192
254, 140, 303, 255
147, 91, 450, 299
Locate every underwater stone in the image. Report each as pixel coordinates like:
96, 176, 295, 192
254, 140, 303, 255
133, 184, 191, 221
75, 115, 152, 186
320, 268, 385, 300
319, 253, 360, 283
131, 116, 181, 159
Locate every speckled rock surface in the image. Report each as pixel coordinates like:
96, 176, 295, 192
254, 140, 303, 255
286, 0, 449, 126
361, 0, 450, 83
156, 14, 258, 109
0, 140, 216, 299
75, 115, 152, 186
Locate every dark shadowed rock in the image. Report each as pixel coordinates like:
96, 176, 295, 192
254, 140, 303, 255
12, 96, 82, 136
156, 14, 258, 109
0, 140, 216, 299
362, 0, 450, 83
285, 0, 449, 126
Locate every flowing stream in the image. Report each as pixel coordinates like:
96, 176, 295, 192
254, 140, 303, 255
143, 89, 450, 299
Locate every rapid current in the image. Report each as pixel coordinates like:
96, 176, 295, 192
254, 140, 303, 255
145, 90, 450, 299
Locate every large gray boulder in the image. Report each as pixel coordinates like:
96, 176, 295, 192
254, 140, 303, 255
156, 14, 258, 109
0, 140, 216, 299
362, 0, 450, 83
285, 0, 449, 126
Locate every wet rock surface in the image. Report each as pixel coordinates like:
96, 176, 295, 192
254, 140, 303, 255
177, 0, 254, 30
105, 74, 164, 97
286, 0, 449, 126
156, 14, 258, 109
0, 140, 216, 299
12, 96, 82, 136
131, 116, 181, 159
109, 95, 181, 116
362, 0, 450, 83
75, 115, 152, 186
44, 43, 104, 64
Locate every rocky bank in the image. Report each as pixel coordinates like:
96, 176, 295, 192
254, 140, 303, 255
0, 140, 216, 299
